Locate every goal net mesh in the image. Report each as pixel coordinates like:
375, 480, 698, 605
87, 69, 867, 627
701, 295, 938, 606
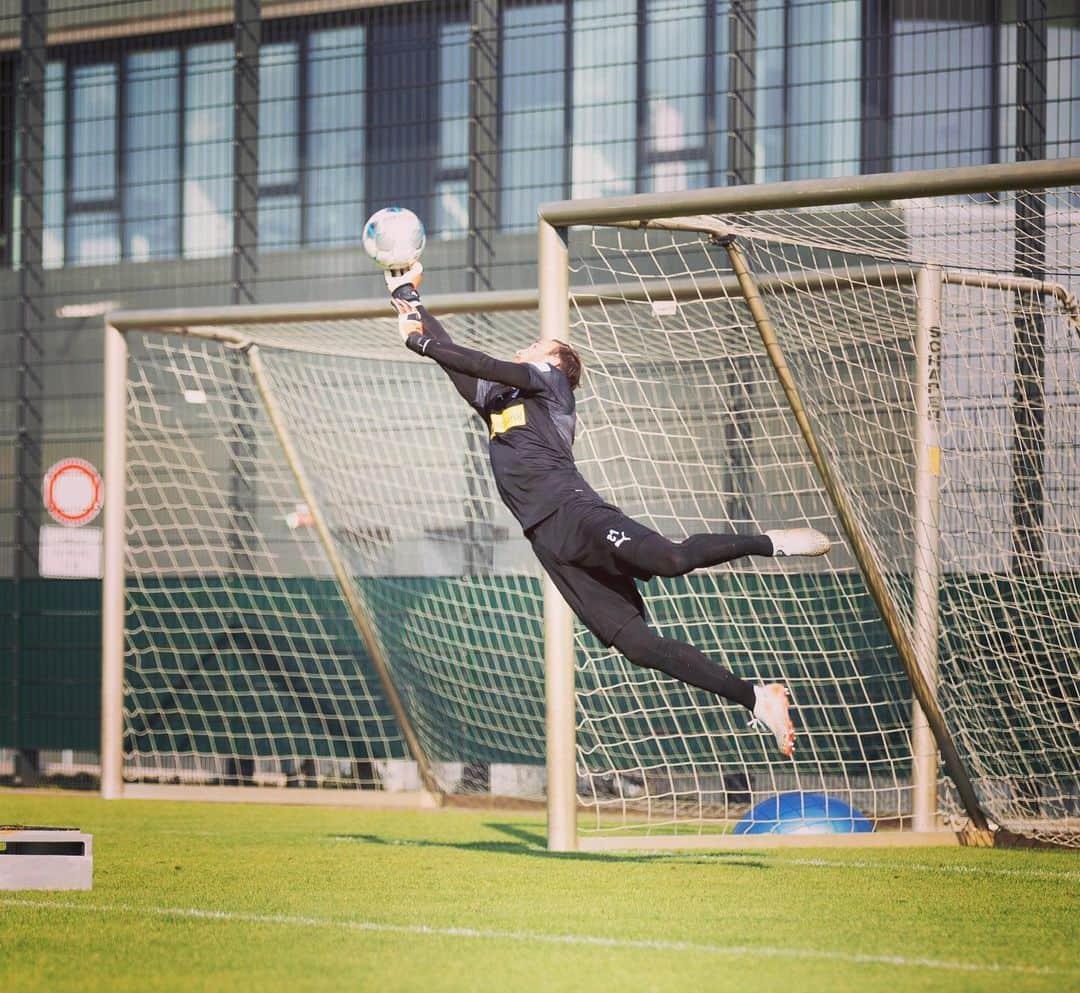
568, 188, 1079, 844
117, 184, 1078, 845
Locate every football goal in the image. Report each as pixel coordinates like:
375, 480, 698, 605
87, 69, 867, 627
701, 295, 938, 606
101, 159, 1079, 850
538, 158, 1080, 850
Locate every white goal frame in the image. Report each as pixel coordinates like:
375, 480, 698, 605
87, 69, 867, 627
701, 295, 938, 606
538, 157, 1080, 852
99, 159, 1079, 846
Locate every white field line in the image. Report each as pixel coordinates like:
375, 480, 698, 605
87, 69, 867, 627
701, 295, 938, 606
0, 897, 1066, 976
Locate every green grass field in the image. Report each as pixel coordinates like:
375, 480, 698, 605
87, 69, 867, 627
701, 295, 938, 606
1, 792, 1077, 993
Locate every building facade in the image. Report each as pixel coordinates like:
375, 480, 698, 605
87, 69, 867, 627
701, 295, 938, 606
1, 0, 1077, 773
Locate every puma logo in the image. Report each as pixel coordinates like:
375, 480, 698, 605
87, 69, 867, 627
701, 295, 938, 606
606, 529, 631, 548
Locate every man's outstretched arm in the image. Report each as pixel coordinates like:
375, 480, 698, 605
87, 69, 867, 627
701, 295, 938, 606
412, 307, 486, 408
404, 331, 540, 393
388, 263, 543, 394
387, 265, 487, 410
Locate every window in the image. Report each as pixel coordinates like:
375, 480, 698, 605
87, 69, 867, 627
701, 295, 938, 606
787, 0, 860, 178
68, 62, 120, 265
997, 0, 1080, 162
184, 42, 233, 259
39, 21, 367, 267
501, 2, 566, 232
307, 25, 365, 248
125, 48, 180, 261
259, 41, 301, 250
43, 61, 64, 268
1045, 8, 1080, 159
501, 0, 720, 229
892, 3, 993, 171
644, 0, 709, 192
572, 0, 637, 200
756, 0, 861, 182
435, 22, 469, 239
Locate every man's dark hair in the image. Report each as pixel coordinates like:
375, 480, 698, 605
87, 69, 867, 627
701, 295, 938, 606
552, 340, 583, 389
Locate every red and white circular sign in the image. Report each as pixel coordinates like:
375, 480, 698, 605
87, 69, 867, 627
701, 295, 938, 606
43, 458, 104, 527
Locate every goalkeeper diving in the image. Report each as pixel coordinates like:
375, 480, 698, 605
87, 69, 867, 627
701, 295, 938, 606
387, 263, 831, 757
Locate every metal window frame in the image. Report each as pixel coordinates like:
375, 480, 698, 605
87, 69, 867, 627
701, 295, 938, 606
44, 10, 378, 266
63, 57, 122, 265
637, 0, 715, 190
122, 44, 184, 261
433, 17, 471, 239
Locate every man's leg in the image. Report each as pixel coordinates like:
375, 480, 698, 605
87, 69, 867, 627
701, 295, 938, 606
610, 616, 756, 709
610, 616, 796, 755
615, 531, 771, 578
611, 528, 829, 578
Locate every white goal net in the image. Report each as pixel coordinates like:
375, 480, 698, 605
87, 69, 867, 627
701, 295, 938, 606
105, 166, 1079, 847
551, 177, 1079, 847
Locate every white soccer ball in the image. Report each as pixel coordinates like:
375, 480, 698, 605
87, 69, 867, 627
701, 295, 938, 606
362, 206, 426, 270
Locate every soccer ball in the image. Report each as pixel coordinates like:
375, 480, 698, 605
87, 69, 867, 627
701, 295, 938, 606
362, 206, 426, 270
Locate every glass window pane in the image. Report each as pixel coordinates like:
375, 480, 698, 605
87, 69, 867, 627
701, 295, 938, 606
183, 42, 233, 259
754, 1, 785, 183
439, 23, 469, 172
788, 0, 860, 178
572, 0, 637, 199
307, 25, 365, 248
645, 158, 708, 193
501, 2, 566, 231
259, 41, 299, 189
892, 16, 993, 170
260, 192, 301, 250
71, 63, 117, 203
43, 61, 65, 269
645, 0, 705, 155
125, 49, 180, 261
1045, 13, 1080, 160
435, 179, 468, 239
69, 210, 120, 266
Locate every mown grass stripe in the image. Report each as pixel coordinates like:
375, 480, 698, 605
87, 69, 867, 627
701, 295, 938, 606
1, 897, 1063, 976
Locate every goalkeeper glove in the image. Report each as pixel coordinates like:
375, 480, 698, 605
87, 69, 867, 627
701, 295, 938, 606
385, 262, 424, 343
385, 261, 423, 302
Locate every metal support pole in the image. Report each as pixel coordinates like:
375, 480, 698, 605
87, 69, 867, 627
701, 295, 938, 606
912, 266, 943, 831
463, 0, 500, 574
1011, 0, 1047, 576
233, 0, 260, 305
13, 0, 47, 781
723, 6, 756, 525
467, 0, 499, 293
229, 0, 260, 599
727, 1, 756, 186
539, 219, 576, 852
101, 324, 128, 799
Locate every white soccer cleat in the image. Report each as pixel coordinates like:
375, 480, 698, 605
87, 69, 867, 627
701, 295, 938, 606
765, 527, 831, 558
751, 684, 795, 758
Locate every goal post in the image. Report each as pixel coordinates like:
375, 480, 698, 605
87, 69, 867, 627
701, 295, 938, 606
911, 264, 943, 835
539, 220, 577, 852
538, 157, 1080, 850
